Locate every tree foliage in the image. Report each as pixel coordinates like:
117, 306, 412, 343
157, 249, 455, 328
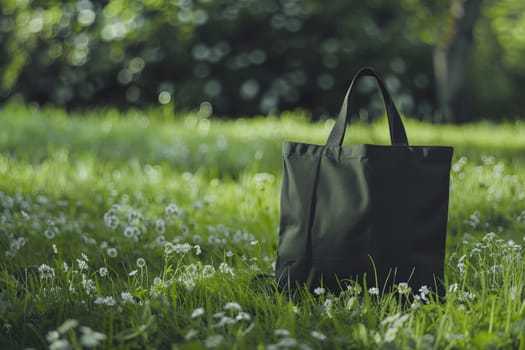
0, 0, 524, 120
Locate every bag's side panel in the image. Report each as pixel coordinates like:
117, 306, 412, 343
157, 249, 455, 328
275, 150, 322, 288
309, 152, 374, 289
368, 147, 453, 292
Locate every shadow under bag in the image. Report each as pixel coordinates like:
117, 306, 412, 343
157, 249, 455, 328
275, 67, 453, 293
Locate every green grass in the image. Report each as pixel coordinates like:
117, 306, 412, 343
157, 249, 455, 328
2, 103, 525, 349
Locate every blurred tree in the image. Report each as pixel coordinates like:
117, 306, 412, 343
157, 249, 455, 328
0, 0, 524, 121
434, 0, 483, 123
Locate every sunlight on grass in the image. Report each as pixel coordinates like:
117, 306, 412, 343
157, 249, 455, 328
2, 104, 525, 349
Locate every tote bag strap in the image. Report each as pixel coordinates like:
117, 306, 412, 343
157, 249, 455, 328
326, 67, 409, 147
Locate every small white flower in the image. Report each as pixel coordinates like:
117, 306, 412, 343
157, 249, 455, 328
191, 307, 205, 319
155, 219, 166, 234
79, 326, 107, 348
38, 264, 56, 280
174, 243, 192, 254
164, 242, 175, 255
136, 258, 146, 268
224, 302, 242, 312
194, 245, 201, 255
205, 334, 224, 348
368, 287, 379, 296
98, 267, 108, 277
397, 283, 411, 295
57, 319, 79, 334
250, 240, 259, 245
236, 312, 251, 321
77, 259, 88, 271
120, 292, 135, 304
313, 287, 325, 295
226, 250, 234, 257
311, 330, 327, 341
419, 285, 431, 301
347, 285, 362, 295
448, 283, 459, 294
94, 296, 116, 307
201, 265, 216, 278
274, 329, 290, 337
411, 295, 422, 309
49, 339, 72, 350
276, 337, 297, 348
165, 203, 182, 216
52, 244, 58, 254
219, 262, 235, 276
324, 298, 334, 318
384, 327, 397, 342
104, 213, 119, 229
46, 330, 60, 342
128, 270, 138, 276
107, 247, 118, 258
185, 329, 198, 340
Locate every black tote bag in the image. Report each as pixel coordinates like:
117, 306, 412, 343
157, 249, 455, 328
275, 67, 453, 293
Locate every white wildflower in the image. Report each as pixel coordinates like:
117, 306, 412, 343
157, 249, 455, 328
173, 243, 192, 254
213, 316, 236, 327
347, 284, 362, 295
49, 339, 72, 350
77, 258, 88, 271
191, 307, 205, 319
79, 326, 106, 348
103, 213, 119, 229
38, 264, 55, 280
419, 286, 431, 302
311, 330, 327, 341
324, 298, 334, 318
164, 242, 175, 255
384, 327, 397, 342
219, 262, 235, 276
236, 312, 251, 321
313, 287, 325, 295
276, 337, 297, 348
98, 267, 108, 277
120, 292, 135, 304
274, 329, 290, 337
185, 329, 198, 341
165, 203, 182, 216
397, 282, 411, 295
448, 283, 459, 293
94, 296, 116, 307
46, 330, 60, 342
368, 287, 379, 296
205, 334, 224, 348
194, 245, 201, 255
57, 319, 79, 334
107, 247, 118, 257
201, 265, 215, 278
224, 302, 242, 312
155, 219, 166, 234
136, 258, 146, 268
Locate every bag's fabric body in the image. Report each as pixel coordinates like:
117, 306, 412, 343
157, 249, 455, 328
275, 67, 453, 292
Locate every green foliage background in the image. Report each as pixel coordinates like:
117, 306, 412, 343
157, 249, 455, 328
2, 0, 525, 119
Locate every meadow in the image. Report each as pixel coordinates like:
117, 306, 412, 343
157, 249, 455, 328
2, 103, 525, 349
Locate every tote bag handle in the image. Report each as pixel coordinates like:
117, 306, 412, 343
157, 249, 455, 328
326, 67, 409, 147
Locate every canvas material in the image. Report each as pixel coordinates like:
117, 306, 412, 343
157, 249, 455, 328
275, 67, 453, 292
